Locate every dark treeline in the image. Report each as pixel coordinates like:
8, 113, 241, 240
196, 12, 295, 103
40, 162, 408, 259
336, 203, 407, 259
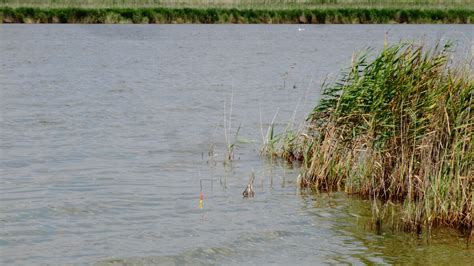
1, 7, 473, 23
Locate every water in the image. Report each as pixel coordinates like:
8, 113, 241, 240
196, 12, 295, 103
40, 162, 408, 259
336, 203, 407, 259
1, 25, 473, 264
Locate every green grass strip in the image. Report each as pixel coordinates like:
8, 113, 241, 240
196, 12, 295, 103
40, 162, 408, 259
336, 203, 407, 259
1, 7, 473, 23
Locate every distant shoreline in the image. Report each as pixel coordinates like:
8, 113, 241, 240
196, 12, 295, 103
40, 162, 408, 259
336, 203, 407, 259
1, 7, 473, 24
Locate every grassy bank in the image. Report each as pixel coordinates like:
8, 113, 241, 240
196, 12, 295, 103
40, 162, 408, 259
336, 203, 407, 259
1, 6, 473, 23
1, 0, 473, 9
264, 42, 473, 233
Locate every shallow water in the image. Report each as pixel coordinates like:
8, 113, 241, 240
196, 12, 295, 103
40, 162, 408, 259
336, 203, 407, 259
0, 25, 473, 264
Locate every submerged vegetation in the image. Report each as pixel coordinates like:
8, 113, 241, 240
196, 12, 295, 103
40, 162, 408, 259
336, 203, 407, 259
265, 42, 473, 233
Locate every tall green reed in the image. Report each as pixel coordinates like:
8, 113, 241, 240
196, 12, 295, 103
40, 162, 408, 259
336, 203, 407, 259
268, 41, 473, 232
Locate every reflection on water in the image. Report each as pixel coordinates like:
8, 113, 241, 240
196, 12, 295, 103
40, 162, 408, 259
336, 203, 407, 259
0, 25, 472, 264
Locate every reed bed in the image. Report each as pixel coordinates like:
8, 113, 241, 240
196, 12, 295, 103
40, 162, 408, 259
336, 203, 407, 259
1, 0, 473, 9
266, 42, 473, 232
1, 6, 473, 23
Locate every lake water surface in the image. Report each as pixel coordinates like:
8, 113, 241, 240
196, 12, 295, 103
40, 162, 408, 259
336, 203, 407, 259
1, 25, 473, 264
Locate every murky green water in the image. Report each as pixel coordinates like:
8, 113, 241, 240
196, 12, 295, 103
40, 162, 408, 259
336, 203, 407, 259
1, 24, 472, 264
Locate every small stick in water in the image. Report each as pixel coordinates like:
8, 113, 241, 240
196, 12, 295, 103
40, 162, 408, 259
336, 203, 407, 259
243, 172, 255, 198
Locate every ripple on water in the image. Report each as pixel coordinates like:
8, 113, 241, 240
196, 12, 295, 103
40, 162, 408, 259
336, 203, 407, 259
1, 24, 473, 265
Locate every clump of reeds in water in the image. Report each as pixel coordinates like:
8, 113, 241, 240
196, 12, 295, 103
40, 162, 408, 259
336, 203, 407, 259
268, 42, 473, 233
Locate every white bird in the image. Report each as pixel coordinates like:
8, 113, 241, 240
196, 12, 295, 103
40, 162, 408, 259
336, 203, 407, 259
298, 28, 305, 32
